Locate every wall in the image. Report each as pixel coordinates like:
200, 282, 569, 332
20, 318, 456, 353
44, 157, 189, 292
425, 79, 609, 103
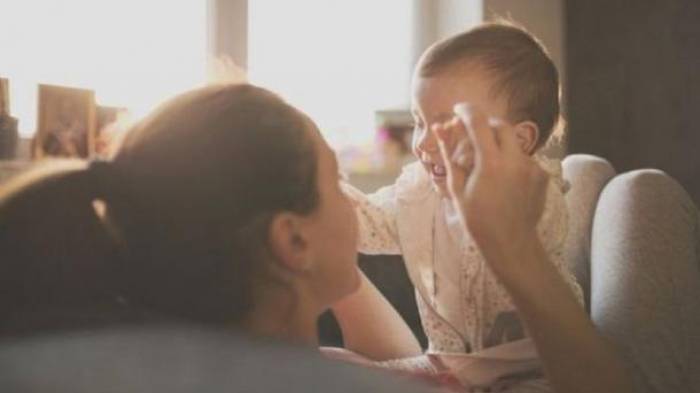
566, 0, 700, 204
208, 0, 248, 69
437, 0, 483, 41
411, 0, 482, 67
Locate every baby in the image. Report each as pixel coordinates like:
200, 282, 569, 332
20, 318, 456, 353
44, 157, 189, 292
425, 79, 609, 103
343, 22, 583, 391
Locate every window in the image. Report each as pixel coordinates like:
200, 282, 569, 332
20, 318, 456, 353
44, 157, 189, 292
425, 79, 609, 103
248, 1, 413, 148
0, 0, 207, 136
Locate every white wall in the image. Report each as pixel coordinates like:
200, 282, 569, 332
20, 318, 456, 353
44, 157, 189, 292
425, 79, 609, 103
437, 0, 484, 41
208, 0, 248, 69
411, 0, 439, 68
411, 0, 483, 67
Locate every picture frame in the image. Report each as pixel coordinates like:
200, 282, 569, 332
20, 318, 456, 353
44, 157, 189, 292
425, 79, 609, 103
33, 84, 96, 159
0, 78, 9, 116
0, 77, 19, 159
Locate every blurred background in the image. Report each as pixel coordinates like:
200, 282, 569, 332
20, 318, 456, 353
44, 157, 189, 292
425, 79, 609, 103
1, 0, 699, 204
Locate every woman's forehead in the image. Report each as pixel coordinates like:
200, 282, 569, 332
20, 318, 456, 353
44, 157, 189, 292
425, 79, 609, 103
303, 119, 337, 171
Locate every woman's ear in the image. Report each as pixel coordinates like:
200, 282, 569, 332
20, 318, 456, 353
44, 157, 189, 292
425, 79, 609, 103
514, 121, 540, 155
267, 212, 313, 273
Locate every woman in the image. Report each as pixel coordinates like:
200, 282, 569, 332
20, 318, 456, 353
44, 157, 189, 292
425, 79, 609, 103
0, 84, 632, 392
0, 83, 417, 350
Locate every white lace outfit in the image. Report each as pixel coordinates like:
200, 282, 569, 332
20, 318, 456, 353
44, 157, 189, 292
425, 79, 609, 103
344, 157, 583, 392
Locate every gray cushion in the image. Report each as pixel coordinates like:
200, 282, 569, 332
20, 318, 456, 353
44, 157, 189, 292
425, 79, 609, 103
562, 154, 617, 310
0, 326, 438, 393
591, 169, 700, 393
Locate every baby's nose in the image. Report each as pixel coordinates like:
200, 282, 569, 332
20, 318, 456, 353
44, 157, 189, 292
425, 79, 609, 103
416, 127, 439, 153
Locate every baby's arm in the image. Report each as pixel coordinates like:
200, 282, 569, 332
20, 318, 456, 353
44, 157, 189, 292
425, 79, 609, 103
330, 183, 419, 360
331, 269, 422, 360
342, 182, 401, 255
538, 178, 585, 304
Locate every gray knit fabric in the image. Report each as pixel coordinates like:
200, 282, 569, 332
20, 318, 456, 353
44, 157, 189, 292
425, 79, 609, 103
0, 327, 441, 393
591, 168, 700, 393
563, 154, 618, 312
561, 155, 700, 393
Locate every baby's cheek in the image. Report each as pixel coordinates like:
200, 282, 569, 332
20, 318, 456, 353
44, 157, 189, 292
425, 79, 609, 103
410, 130, 421, 158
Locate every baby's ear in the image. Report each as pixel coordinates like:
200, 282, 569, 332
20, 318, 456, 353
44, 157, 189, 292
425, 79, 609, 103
514, 121, 539, 155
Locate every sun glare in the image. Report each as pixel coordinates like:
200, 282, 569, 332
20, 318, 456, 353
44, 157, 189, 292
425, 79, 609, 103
248, 0, 413, 148
0, 0, 207, 136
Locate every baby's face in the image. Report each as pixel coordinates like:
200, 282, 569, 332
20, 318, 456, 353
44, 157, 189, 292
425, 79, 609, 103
411, 65, 509, 197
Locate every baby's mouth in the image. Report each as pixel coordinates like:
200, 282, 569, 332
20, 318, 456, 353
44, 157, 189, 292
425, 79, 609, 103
430, 163, 447, 178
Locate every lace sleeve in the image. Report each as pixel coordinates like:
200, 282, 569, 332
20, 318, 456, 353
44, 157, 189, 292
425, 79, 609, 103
537, 159, 585, 306
342, 182, 401, 255
373, 355, 439, 374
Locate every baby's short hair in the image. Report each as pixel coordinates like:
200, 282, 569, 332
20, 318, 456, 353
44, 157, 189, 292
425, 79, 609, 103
418, 21, 561, 149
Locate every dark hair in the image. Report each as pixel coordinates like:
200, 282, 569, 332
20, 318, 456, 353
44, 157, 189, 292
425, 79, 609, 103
0, 84, 319, 333
0, 161, 127, 333
418, 21, 561, 148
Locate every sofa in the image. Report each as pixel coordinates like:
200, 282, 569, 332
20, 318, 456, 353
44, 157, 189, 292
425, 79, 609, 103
568, 155, 700, 393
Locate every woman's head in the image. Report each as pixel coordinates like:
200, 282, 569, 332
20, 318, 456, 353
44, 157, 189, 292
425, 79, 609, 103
0, 84, 359, 336
109, 83, 359, 325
